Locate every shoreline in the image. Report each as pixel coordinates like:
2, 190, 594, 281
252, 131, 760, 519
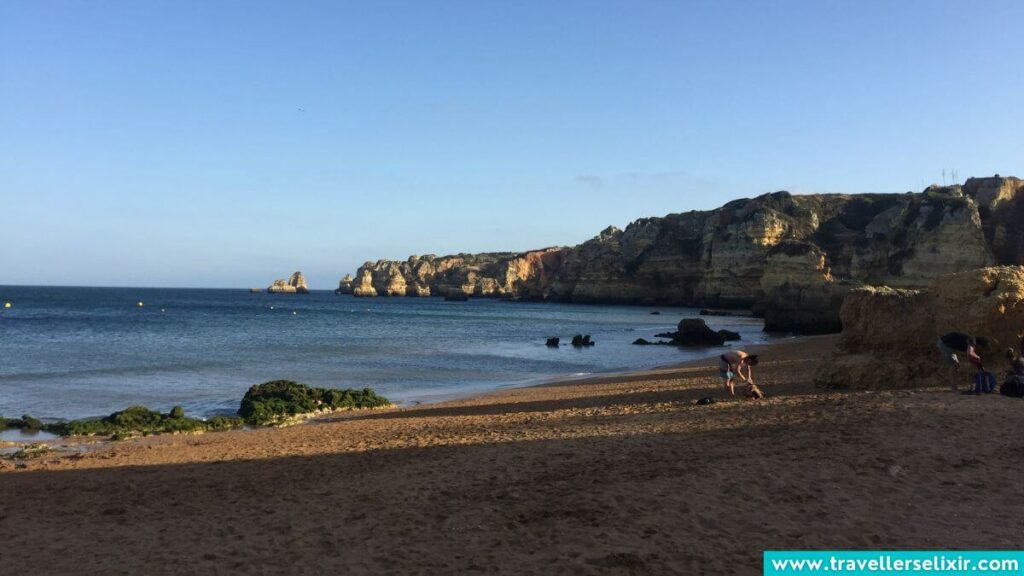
1, 335, 813, 454
4, 333, 1023, 574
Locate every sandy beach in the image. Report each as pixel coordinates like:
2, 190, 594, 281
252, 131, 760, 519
3, 335, 1023, 575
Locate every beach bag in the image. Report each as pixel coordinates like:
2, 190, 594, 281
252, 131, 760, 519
1001, 375, 1024, 398
973, 371, 997, 393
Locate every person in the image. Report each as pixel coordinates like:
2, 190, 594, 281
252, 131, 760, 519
1001, 350, 1024, 398
718, 350, 759, 397
936, 332, 989, 391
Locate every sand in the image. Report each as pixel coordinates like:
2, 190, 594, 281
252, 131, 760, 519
2, 335, 1023, 575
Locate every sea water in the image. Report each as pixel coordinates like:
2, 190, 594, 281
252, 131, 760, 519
0, 286, 783, 420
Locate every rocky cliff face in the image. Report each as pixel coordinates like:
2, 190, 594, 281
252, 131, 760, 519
268, 271, 309, 294
814, 266, 1024, 389
349, 249, 565, 299
335, 274, 354, 295
339, 176, 1022, 333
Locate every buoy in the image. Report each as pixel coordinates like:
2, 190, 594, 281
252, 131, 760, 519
292, 311, 297, 315
161, 308, 166, 312
270, 306, 275, 310
137, 301, 144, 307
3, 302, 10, 309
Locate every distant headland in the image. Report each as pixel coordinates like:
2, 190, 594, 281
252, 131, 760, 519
335, 175, 1024, 334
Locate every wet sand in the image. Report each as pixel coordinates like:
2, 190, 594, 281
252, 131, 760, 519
2, 335, 1023, 575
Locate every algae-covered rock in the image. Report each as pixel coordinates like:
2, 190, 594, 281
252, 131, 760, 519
238, 380, 390, 426
1, 415, 43, 431
44, 406, 244, 437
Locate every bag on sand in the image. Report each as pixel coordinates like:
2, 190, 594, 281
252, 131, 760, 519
1001, 375, 1024, 398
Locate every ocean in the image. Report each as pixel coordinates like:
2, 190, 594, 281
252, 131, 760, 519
0, 286, 781, 421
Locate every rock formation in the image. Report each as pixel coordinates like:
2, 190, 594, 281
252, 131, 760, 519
338, 176, 1022, 333
268, 272, 309, 294
814, 266, 1024, 389
335, 274, 354, 295
350, 249, 565, 299
661, 318, 727, 347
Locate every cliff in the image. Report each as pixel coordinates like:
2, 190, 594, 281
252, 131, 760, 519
349, 249, 565, 299
268, 271, 310, 294
339, 176, 1022, 333
814, 266, 1024, 389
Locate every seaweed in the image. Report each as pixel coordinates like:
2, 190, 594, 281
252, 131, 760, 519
41, 406, 244, 438
238, 380, 390, 426
1, 415, 43, 431
4, 383, 391, 438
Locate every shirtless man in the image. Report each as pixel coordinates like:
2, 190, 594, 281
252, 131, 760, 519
718, 350, 759, 397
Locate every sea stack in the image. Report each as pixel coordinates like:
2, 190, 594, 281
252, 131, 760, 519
268, 271, 310, 294
335, 274, 354, 295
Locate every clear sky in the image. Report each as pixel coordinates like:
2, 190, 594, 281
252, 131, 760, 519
2, 1, 1022, 288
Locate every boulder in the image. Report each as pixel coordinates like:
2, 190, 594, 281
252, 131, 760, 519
571, 334, 595, 347
668, 318, 726, 346
815, 266, 1024, 390
545, 337, 560, 347
717, 329, 741, 341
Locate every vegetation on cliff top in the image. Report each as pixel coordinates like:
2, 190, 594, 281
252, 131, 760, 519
1, 382, 390, 438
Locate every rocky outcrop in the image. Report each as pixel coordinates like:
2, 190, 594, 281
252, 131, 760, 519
335, 274, 354, 295
349, 249, 566, 299
963, 176, 1024, 265
814, 266, 1024, 389
339, 176, 1023, 333
268, 272, 309, 294
658, 318, 727, 347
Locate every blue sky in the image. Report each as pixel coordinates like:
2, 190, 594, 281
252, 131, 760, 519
2, 0, 1022, 288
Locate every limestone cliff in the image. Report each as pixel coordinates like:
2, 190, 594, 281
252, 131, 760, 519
814, 266, 1024, 389
335, 274, 354, 295
350, 249, 565, 299
338, 176, 1022, 333
268, 271, 310, 294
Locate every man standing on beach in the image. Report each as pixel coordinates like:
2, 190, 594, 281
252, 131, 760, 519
718, 350, 758, 397
936, 332, 988, 391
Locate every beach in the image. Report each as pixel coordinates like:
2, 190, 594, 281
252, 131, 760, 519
2, 334, 1023, 575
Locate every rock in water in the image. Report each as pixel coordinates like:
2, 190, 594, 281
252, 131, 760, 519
632, 338, 653, 345
668, 318, 726, 346
571, 334, 595, 347
545, 337, 560, 347
717, 329, 741, 341
268, 272, 310, 294
335, 274, 354, 295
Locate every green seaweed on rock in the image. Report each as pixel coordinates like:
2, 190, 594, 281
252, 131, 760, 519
239, 380, 390, 426
2, 381, 389, 438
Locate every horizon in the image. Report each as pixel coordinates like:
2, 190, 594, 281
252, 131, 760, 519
0, 175, 1015, 291
3, 0, 1023, 289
